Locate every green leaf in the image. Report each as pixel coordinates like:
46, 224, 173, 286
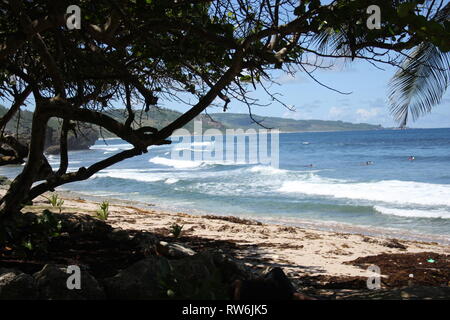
239, 75, 252, 82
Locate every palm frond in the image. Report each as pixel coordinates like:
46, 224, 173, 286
388, 44, 450, 126
311, 27, 351, 56
388, 3, 450, 126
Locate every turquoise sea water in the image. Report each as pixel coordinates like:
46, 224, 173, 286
2, 128, 450, 241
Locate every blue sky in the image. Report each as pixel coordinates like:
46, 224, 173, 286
166, 58, 450, 129
2, 56, 449, 129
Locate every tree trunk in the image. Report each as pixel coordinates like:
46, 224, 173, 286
0, 106, 50, 218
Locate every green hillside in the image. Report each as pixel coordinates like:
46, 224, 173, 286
0, 105, 61, 135
104, 108, 383, 133
100, 107, 226, 137
209, 113, 383, 132
0, 105, 383, 140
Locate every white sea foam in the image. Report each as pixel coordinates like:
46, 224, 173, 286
165, 178, 179, 184
149, 156, 203, 169
248, 165, 286, 175
149, 156, 249, 169
172, 141, 215, 152
90, 143, 132, 151
278, 178, 450, 207
374, 206, 450, 219
48, 160, 82, 165
103, 148, 120, 154
94, 169, 165, 182
190, 141, 215, 147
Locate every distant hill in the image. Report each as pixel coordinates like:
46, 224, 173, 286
100, 107, 226, 137
0, 105, 98, 153
0, 105, 59, 135
208, 113, 383, 132
0, 105, 383, 142
104, 108, 382, 133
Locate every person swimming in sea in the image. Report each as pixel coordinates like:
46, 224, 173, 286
408, 156, 415, 161
362, 161, 374, 166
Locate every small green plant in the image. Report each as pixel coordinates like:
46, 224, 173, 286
169, 223, 184, 238
96, 201, 110, 220
45, 193, 64, 213
19, 210, 62, 256
46, 193, 59, 207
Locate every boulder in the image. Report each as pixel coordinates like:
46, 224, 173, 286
107, 228, 131, 243
383, 239, 407, 250
103, 251, 249, 300
168, 251, 236, 299
45, 126, 98, 155
33, 264, 105, 300
131, 232, 158, 255
59, 213, 112, 238
44, 145, 62, 155
156, 241, 196, 258
233, 267, 297, 300
102, 256, 164, 299
0, 175, 10, 185
0, 268, 38, 300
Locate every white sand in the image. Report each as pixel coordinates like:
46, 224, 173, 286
14, 190, 448, 278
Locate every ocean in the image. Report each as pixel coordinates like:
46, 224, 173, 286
2, 128, 450, 242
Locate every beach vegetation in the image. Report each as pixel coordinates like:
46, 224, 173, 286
45, 193, 64, 213
1, 209, 62, 257
96, 201, 110, 221
169, 223, 184, 238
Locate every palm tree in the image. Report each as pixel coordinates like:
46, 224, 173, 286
311, 2, 449, 128
388, 3, 450, 127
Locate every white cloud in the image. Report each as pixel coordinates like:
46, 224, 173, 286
276, 73, 307, 84
327, 106, 348, 119
356, 108, 382, 121
283, 109, 314, 120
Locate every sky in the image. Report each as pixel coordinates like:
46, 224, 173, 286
2, 52, 449, 129
165, 58, 450, 129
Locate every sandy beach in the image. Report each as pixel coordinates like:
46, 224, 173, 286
9, 188, 447, 281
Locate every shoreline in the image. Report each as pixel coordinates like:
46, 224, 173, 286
10, 188, 448, 279
55, 188, 450, 246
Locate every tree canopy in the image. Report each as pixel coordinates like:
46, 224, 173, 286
0, 0, 449, 220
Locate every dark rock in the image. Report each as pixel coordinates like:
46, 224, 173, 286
156, 241, 196, 258
166, 251, 251, 299
102, 256, 164, 299
234, 267, 296, 300
107, 228, 131, 243
204, 251, 250, 284
131, 232, 158, 255
0, 175, 11, 185
44, 145, 61, 155
45, 126, 98, 155
383, 239, 407, 250
59, 213, 112, 237
103, 251, 248, 300
33, 264, 105, 300
0, 268, 38, 300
